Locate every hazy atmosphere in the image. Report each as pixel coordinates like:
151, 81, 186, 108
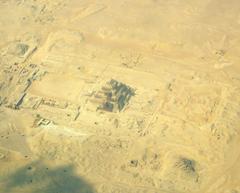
0, 0, 240, 193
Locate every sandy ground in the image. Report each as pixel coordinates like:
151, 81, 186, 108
0, 0, 240, 193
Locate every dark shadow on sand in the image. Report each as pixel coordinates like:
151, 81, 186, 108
2, 160, 95, 193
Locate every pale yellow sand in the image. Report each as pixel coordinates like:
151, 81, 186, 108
0, 0, 240, 193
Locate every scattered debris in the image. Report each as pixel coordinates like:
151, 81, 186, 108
215, 49, 226, 56
130, 160, 138, 167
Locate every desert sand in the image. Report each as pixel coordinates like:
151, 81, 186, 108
0, 0, 240, 193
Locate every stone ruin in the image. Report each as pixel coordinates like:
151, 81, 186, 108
96, 79, 135, 112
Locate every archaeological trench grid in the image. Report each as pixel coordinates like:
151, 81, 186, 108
0, 1, 240, 193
